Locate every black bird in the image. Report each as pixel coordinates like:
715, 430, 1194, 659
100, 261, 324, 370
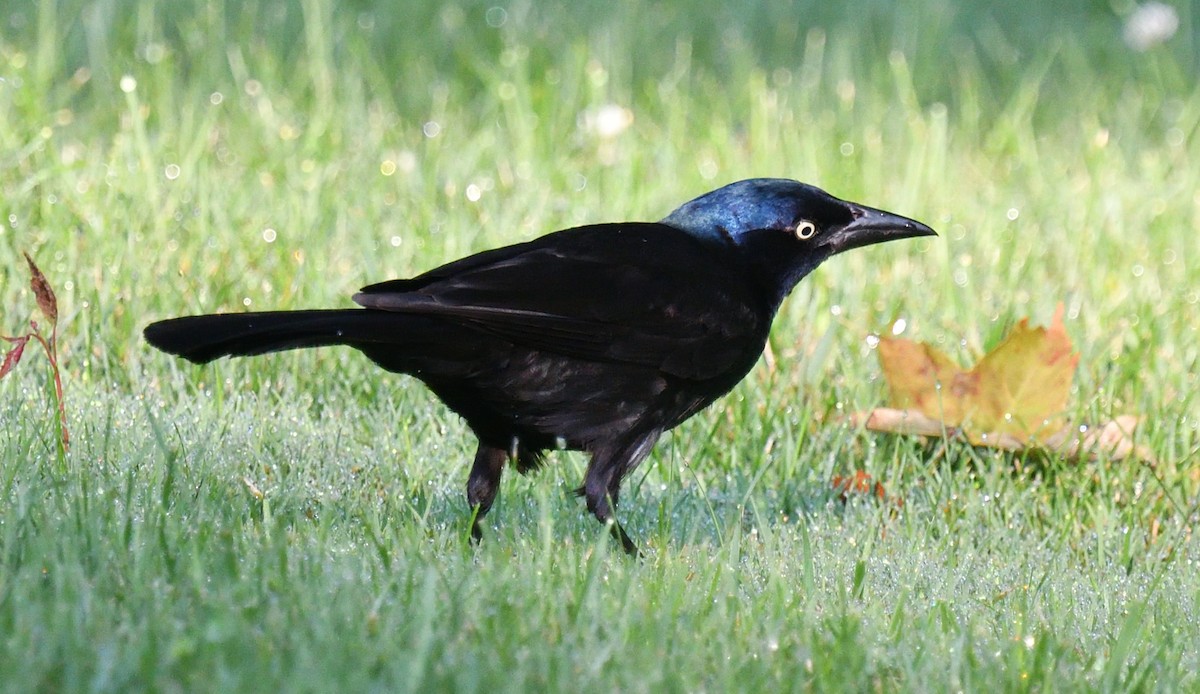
145, 178, 934, 553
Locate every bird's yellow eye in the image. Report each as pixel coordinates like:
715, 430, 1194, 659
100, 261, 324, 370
794, 220, 817, 240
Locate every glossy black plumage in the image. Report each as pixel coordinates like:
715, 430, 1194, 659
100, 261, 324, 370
145, 178, 934, 553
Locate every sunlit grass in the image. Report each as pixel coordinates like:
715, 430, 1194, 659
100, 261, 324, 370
1, 0, 1198, 690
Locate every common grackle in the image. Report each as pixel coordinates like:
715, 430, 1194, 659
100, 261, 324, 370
145, 178, 934, 553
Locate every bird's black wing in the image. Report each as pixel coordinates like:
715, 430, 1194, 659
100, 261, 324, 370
354, 223, 768, 381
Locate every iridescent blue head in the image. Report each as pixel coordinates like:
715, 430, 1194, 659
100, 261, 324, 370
661, 178, 935, 307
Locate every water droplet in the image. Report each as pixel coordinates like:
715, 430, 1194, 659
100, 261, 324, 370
119, 75, 137, 93
143, 42, 166, 64
164, 163, 180, 180
262, 228, 276, 243
891, 318, 907, 336
422, 121, 441, 138
485, 6, 507, 27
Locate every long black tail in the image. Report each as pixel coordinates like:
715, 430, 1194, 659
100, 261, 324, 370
144, 309, 409, 364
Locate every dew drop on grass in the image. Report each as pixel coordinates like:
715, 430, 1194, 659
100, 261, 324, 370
485, 6, 507, 27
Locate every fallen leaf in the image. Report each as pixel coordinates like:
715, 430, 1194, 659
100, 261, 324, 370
831, 470, 903, 507
877, 305, 1079, 445
853, 305, 1152, 463
852, 408, 1151, 462
971, 304, 1078, 441
1042, 415, 1155, 463
854, 301, 1152, 458
876, 338, 970, 424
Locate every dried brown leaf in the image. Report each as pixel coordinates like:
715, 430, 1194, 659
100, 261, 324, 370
852, 408, 1153, 463
832, 470, 901, 506
1043, 415, 1155, 464
23, 252, 58, 327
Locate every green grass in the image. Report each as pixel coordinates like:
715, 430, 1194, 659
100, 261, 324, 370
2, 0, 1199, 690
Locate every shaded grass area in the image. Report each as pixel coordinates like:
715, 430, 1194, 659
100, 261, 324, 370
2, 0, 1199, 690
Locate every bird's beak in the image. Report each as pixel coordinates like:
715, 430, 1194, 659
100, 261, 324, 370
823, 204, 936, 255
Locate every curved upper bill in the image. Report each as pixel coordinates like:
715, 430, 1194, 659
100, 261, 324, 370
822, 204, 937, 255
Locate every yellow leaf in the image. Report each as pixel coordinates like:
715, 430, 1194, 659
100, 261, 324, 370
877, 338, 971, 425
876, 304, 1079, 444
970, 305, 1079, 442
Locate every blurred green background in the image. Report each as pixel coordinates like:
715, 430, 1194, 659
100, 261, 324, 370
1, 0, 1198, 690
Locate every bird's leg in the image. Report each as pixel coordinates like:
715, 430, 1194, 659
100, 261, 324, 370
466, 443, 508, 543
580, 429, 661, 556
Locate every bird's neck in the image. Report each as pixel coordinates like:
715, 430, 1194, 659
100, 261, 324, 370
731, 235, 830, 313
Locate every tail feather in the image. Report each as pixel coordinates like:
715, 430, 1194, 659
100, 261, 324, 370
144, 309, 404, 364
